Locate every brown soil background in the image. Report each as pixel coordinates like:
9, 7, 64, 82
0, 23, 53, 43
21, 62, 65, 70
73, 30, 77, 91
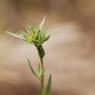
0, 0, 95, 95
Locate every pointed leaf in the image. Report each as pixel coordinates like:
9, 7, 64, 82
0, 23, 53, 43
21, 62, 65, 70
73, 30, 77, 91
25, 24, 35, 33
27, 59, 40, 80
7, 32, 24, 39
39, 16, 46, 31
45, 74, 52, 95
41, 35, 50, 44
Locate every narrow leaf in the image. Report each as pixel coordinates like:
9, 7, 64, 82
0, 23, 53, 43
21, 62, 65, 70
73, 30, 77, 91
27, 59, 40, 80
45, 74, 52, 95
37, 64, 43, 79
7, 32, 24, 39
39, 16, 46, 31
41, 35, 50, 44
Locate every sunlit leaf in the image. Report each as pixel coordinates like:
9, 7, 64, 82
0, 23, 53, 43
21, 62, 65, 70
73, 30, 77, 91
39, 16, 46, 31
7, 32, 24, 40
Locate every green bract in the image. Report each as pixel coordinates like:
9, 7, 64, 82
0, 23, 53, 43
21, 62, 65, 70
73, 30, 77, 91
7, 16, 50, 46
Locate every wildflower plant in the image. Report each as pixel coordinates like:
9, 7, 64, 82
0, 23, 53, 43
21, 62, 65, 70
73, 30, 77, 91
7, 16, 52, 95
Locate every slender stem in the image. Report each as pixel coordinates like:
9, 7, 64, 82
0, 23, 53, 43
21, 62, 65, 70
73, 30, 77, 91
40, 58, 44, 94
36, 45, 45, 95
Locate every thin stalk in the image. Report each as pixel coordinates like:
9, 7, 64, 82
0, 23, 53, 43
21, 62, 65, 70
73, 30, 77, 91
36, 45, 45, 95
40, 58, 44, 94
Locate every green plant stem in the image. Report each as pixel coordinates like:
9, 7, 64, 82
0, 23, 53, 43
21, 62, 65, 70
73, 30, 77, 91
40, 58, 44, 94
36, 45, 45, 95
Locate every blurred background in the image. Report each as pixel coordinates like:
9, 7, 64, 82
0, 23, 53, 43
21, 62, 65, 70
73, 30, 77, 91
0, 0, 95, 95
